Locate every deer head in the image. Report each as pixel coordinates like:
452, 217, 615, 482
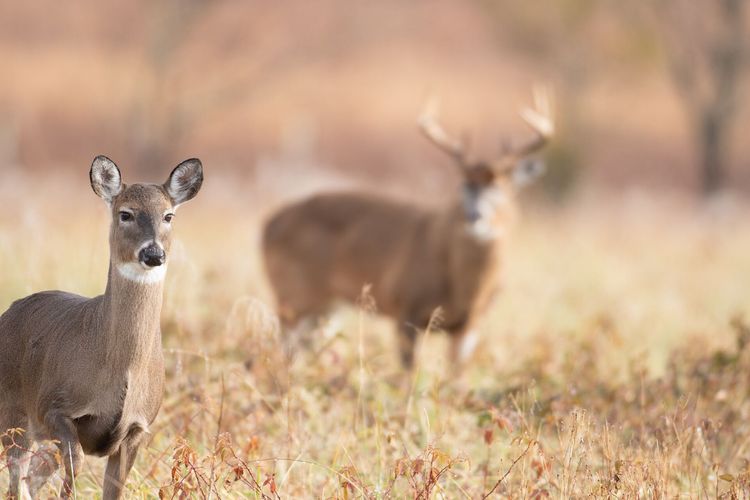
419, 87, 554, 239
90, 156, 204, 283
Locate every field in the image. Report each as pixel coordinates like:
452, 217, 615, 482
2, 173, 750, 498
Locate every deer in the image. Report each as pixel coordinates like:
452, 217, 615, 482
0, 156, 203, 499
262, 89, 553, 369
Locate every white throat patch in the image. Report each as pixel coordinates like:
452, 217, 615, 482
467, 220, 502, 242
464, 186, 508, 242
117, 262, 167, 284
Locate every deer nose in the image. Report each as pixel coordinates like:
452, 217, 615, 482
138, 244, 165, 268
465, 207, 481, 224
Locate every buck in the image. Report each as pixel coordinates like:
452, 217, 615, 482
0, 156, 203, 499
263, 90, 553, 368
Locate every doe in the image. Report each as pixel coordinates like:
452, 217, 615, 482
0, 156, 203, 499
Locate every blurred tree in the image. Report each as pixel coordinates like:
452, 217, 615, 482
130, 0, 348, 176
652, 0, 747, 195
477, 0, 601, 201
130, 0, 214, 175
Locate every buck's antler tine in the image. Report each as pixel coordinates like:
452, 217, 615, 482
511, 86, 555, 158
418, 99, 468, 167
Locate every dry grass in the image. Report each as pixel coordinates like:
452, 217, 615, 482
2, 175, 750, 498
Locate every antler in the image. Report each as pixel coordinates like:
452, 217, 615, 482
507, 85, 555, 159
418, 98, 469, 169
419, 88, 554, 173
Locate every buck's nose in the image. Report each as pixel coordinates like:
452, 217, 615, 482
139, 244, 166, 268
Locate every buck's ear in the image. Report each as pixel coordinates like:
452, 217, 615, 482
90, 155, 123, 203
512, 159, 545, 188
164, 158, 203, 206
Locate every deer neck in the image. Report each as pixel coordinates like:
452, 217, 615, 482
442, 198, 507, 248
99, 262, 165, 368
440, 200, 505, 312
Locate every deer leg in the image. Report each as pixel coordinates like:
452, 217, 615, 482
27, 442, 59, 499
1, 411, 31, 500
397, 321, 419, 369
43, 411, 83, 499
449, 329, 481, 368
278, 315, 316, 361
103, 426, 145, 500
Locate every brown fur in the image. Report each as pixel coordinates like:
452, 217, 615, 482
0, 156, 202, 499
263, 178, 518, 368
263, 94, 552, 368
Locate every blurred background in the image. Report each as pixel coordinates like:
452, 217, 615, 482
2, 0, 750, 360
0, 0, 748, 200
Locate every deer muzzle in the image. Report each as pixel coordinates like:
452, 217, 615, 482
138, 244, 166, 268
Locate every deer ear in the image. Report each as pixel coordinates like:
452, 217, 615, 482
164, 158, 203, 206
512, 159, 545, 188
90, 155, 123, 203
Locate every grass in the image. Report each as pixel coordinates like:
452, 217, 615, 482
2, 175, 750, 498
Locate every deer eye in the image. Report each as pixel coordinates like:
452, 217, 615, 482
119, 211, 133, 222
164, 213, 174, 223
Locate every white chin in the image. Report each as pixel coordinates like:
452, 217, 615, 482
117, 262, 167, 284
466, 220, 498, 241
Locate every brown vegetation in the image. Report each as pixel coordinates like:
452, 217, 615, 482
1, 176, 749, 497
